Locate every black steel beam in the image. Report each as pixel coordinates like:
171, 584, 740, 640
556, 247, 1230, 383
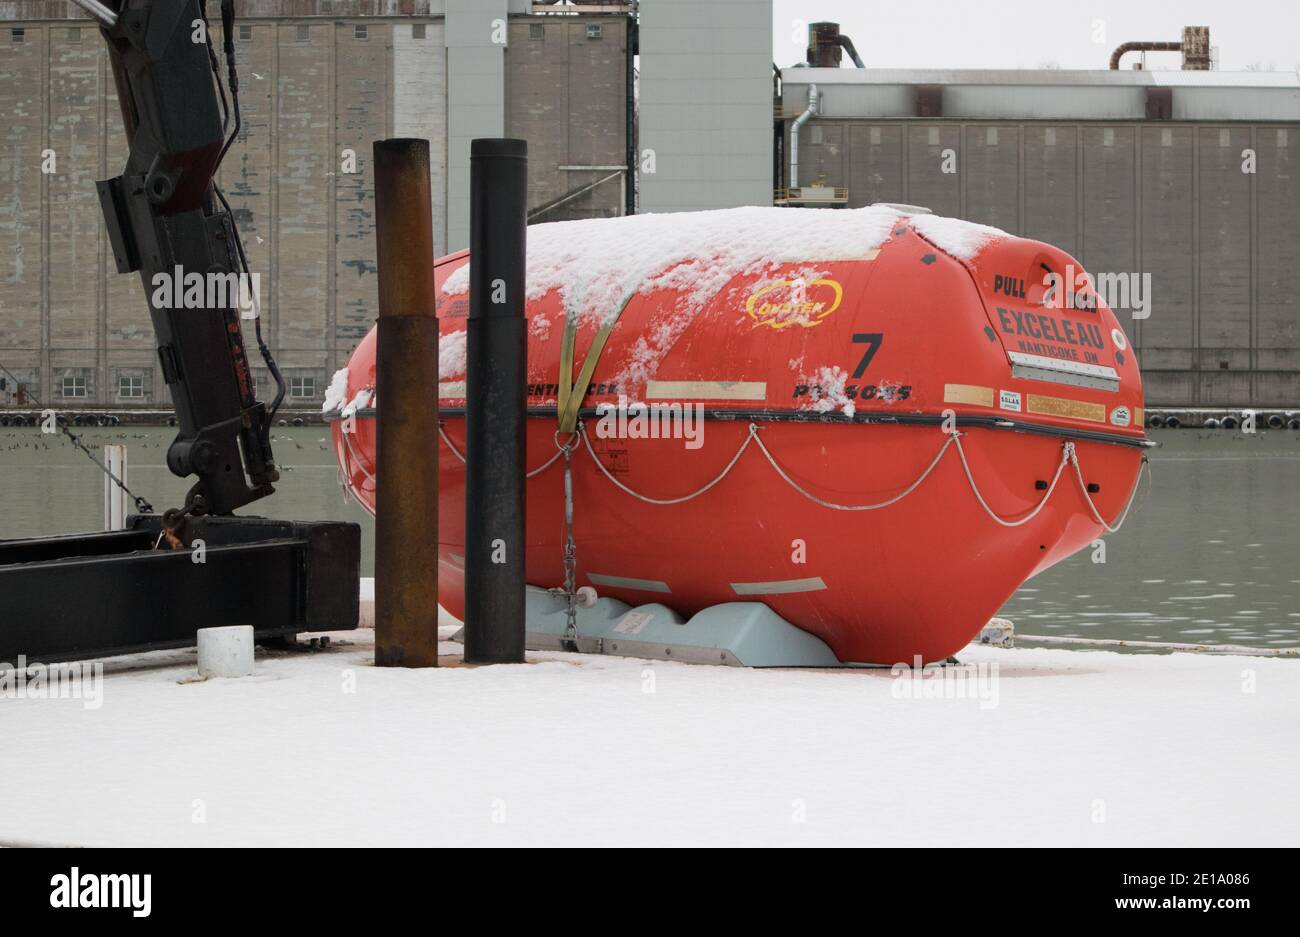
0, 516, 359, 665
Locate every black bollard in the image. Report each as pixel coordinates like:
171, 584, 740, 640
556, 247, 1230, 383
464, 138, 528, 664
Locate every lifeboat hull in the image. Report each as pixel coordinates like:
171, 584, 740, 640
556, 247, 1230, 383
330, 206, 1147, 665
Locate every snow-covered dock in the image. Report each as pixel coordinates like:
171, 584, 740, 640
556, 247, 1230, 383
2, 629, 1295, 847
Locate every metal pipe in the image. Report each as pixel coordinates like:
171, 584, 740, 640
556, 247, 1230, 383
1016, 633, 1299, 658
789, 83, 818, 190
1109, 41, 1181, 70
464, 138, 528, 665
372, 138, 440, 668
528, 169, 623, 222
836, 35, 865, 68
69, 0, 118, 28
806, 22, 842, 67
626, 11, 637, 216
104, 445, 128, 530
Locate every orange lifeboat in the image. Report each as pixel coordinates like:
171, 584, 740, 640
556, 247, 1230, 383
328, 205, 1147, 664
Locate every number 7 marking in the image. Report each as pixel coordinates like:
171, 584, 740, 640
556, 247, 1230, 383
852, 333, 883, 378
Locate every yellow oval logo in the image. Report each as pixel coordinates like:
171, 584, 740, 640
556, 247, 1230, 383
745, 278, 843, 330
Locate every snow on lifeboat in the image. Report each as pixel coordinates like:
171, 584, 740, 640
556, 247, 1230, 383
327, 205, 1148, 665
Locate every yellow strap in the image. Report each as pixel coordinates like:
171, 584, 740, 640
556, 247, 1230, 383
557, 315, 578, 429
556, 300, 629, 434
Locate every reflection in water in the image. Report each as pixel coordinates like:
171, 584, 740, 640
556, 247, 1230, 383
1, 425, 1296, 647
1000, 430, 1300, 647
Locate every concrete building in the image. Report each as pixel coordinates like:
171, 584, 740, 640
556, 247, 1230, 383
0, 0, 631, 408
779, 67, 1300, 406
3, 3, 1297, 411
637, 0, 772, 212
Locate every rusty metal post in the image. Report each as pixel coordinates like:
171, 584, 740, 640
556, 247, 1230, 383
373, 138, 439, 667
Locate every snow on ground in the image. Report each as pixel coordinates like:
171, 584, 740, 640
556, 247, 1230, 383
1, 633, 1295, 847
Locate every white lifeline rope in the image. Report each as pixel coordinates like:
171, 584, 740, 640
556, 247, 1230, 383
952, 432, 1071, 528
342, 428, 375, 484
582, 422, 1136, 532
433, 417, 1139, 533
580, 421, 759, 506
337, 429, 376, 518
438, 424, 565, 479
1070, 448, 1150, 534
751, 426, 956, 511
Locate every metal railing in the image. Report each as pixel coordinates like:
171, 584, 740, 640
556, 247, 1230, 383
773, 186, 849, 206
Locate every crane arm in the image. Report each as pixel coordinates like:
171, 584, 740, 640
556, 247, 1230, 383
85, 0, 279, 516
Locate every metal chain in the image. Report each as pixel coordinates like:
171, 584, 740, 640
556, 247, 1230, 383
557, 428, 582, 652
62, 424, 156, 515
436, 420, 584, 649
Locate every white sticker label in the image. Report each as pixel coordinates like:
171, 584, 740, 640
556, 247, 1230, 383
1111, 327, 1128, 351
999, 389, 1022, 412
1110, 406, 1131, 427
613, 611, 654, 636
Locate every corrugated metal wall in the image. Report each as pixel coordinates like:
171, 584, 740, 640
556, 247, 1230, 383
796, 118, 1300, 406
0, 11, 626, 408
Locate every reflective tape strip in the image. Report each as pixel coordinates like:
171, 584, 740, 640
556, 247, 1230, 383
730, 576, 828, 596
587, 573, 671, 593
1010, 363, 1119, 392
943, 383, 994, 407
645, 380, 767, 400
1026, 393, 1106, 423
439, 381, 465, 398
1007, 351, 1120, 382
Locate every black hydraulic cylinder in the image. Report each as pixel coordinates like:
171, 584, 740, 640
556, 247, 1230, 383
464, 138, 528, 664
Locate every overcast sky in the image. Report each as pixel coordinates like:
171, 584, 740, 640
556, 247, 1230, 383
770, 0, 1300, 71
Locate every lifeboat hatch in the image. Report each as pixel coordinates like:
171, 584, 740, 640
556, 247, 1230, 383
977, 250, 1121, 392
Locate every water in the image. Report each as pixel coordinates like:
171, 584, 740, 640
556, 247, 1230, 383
0, 426, 378, 575
999, 429, 1300, 649
1, 425, 1297, 648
